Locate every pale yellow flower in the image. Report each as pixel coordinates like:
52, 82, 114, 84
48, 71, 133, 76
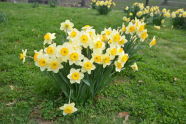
47, 57, 63, 73
67, 28, 79, 39
43, 33, 56, 45
126, 22, 136, 34
57, 43, 71, 62
125, 6, 129, 11
68, 50, 83, 65
102, 54, 111, 68
59, 103, 77, 116
154, 25, 161, 30
91, 52, 103, 64
131, 63, 138, 71
118, 54, 129, 63
44, 43, 57, 56
149, 36, 157, 47
35, 54, 49, 71
19, 49, 27, 63
33, 50, 43, 62
78, 32, 91, 48
138, 30, 148, 41
67, 68, 84, 84
114, 61, 124, 72
81, 58, 95, 74
60, 20, 74, 32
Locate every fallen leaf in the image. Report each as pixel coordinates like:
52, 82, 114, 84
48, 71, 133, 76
118, 112, 129, 123
118, 112, 129, 118
9, 85, 15, 90
6, 100, 16, 106
138, 80, 143, 83
174, 77, 178, 81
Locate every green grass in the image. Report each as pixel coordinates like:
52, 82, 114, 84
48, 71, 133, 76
0, 2, 186, 124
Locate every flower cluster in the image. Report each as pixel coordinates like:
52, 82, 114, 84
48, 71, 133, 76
171, 9, 186, 28
124, 3, 171, 26
96, 0, 115, 8
91, 0, 97, 9
20, 19, 156, 116
92, 0, 116, 15
124, 2, 145, 20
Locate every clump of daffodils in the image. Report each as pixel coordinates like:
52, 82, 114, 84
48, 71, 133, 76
20, 19, 156, 115
91, 0, 97, 9
124, 2, 145, 20
171, 9, 186, 28
94, 0, 116, 15
124, 2, 171, 26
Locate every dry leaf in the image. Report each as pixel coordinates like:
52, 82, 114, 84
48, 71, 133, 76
6, 100, 16, 106
138, 80, 143, 83
174, 77, 178, 81
118, 112, 129, 123
118, 112, 129, 118
9, 85, 15, 90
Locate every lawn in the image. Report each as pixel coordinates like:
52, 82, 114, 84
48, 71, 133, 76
0, 2, 186, 124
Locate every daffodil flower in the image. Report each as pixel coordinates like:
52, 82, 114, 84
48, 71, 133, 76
19, 49, 27, 63
59, 103, 77, 116
149, 36, 157, 47
131, 63, 138, 71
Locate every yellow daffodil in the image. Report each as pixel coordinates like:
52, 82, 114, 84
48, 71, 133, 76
67, 28, 79, 39
149, 36, 157, 47
121, 24, 126, 33
47, 57, 63, 73
106, 47, 117, 58
126, 22, 136, 34
91, 53, 102, 64
118, 36, 128, 46
82, 25, 93, 31
68, 50, 83, 65
81, 58, 95, 74
102, 54, 111, 68
60, 20, 74, 32
35, 54, 49, 71
154, 25, 161, 30
57, 43, 71, 62
19, 49, 27, 63
125, 6, 129, 10
115, 61, 124, 72
33, 50, 43, 62
78, 33, 90, 48
59, 103, 77, 116
137, 11, 143, 17
43, 33, 56, 45
139, 30, 148, 41
119, 54, 129, 63
67, 68, 84, 84
131, 63, 138, 71
90, 38, 105, 52
44, 43, 57, 56
123, 16, 130, 22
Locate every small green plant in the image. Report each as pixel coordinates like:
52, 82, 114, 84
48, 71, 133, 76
49, 0, 57, 8
96, 6, 111, 15
151, 14, 164, 26
0, 12, 7, 23
32, 1, 39, 8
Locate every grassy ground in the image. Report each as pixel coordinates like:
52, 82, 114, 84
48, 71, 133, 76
0, 2, 186, 124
